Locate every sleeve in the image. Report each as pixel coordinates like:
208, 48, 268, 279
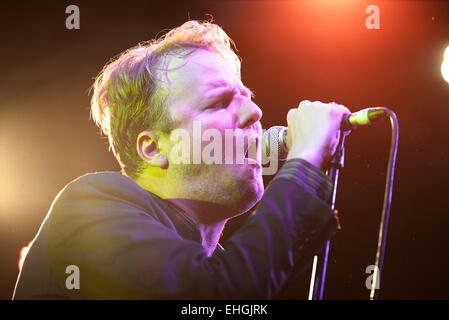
273, 158, 333, 204
48, 162, 338, 299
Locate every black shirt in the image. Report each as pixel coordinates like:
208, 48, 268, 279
13, 159, 337, 299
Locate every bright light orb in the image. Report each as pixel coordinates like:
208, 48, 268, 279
442, 45, 449, 84
444, 46, 449, 61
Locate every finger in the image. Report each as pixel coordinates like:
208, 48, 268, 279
298, 100, 311, 108
338, 104, 351, 115
330, 101, 351, 115
287, 108, 296, 124
335, 129, 341, 143
330, 130, 342, 156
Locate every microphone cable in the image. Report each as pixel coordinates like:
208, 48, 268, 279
369, 107, 399, 300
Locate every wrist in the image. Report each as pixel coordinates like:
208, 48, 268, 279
286, 150, 323, 170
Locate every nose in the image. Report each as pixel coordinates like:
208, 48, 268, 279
238, 99, 262, 129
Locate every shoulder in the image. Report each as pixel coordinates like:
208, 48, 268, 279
47, 172, 161, 226
59, 171, 146, 199
44, 172, 170, 246
55, 172, 153, 209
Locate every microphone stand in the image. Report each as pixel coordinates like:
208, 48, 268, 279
307, 107, 398, 300
308, 133, 346, 300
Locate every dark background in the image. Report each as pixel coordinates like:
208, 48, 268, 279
1, 0, 448, 299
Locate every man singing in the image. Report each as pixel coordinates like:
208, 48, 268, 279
13, 20, 349, 299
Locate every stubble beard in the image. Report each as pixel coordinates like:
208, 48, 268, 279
171, 162, 264, 216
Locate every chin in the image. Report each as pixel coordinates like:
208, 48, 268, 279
232, 174, 264, 215
188, 163, 264, 217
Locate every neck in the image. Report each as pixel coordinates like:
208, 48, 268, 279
197, 221, 227, 257
136, 174, 242, 256
167, 198, 231, 256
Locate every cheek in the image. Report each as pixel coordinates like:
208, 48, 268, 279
168, 115, 234, 165
198, 110, 234, 129
197, 113, 237, 161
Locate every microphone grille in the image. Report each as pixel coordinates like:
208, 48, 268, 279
262, 126, 288, 161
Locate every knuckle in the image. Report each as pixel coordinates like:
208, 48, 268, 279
342, 106, 351, 114
332, 102, 350, 114
287, 108, 296, 122
337, 106, 350, 117
312, 101, 322, 108
299, 100, 311, 108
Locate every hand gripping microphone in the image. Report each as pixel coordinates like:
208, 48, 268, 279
263, 107, 387, 160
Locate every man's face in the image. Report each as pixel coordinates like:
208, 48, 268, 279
160, 48, 264, 216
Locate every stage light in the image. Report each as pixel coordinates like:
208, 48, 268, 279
442, 45, 449, 84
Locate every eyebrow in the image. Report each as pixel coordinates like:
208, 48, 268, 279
208, 80, 254, 98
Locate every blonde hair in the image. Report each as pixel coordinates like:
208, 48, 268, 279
90, 20, 241, 179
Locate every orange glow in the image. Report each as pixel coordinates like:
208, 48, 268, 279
18, 241, 32, 272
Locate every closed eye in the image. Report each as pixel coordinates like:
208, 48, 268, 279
205, 92, 234, 110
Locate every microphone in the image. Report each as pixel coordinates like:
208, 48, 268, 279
341, 107, 387, 131
263, 107, 387, 160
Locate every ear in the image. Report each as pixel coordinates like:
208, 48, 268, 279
136, 131, 169, 170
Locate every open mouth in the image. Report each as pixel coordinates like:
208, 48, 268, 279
244, 136, 260, 166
